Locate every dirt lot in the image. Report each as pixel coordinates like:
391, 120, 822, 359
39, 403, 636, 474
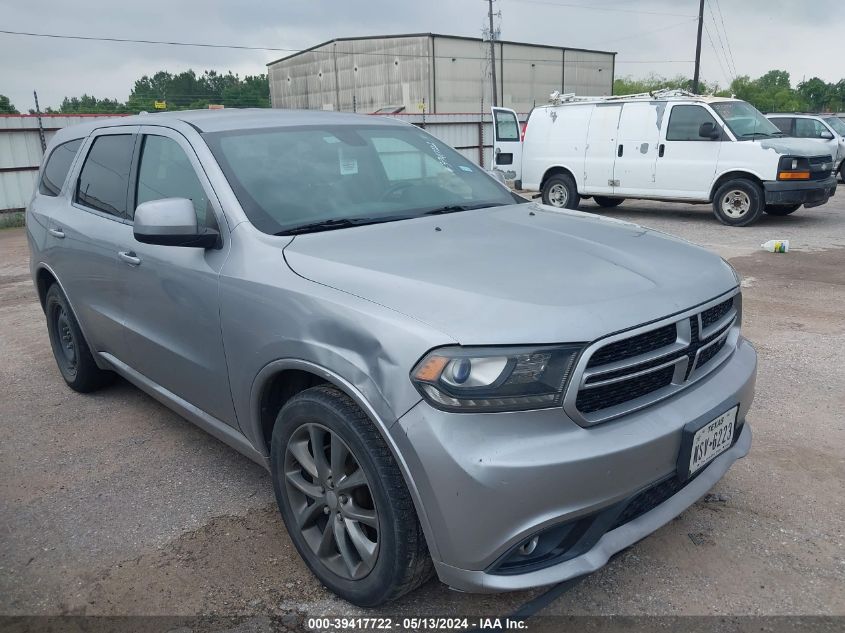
1, 194, 844, 624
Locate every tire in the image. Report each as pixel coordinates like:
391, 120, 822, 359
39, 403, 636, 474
593, 196, 625, 208
270, 385, 433, 606
764, 203, 801, 216
44, 284, 114, 392
839, 163, 845, 183
712, 179, 764, 226
541, 173, 580, 209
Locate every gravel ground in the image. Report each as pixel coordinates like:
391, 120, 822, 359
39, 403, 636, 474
1, 192, 843, 623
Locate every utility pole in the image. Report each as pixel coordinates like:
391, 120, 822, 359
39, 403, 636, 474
692, 0, 705, 94
487, 0, 498, 107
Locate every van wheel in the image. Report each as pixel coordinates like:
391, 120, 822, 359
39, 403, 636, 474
712, 179, 764, 226
541, 173, 580, 209
45, 284, 114, 392
270, 385, 433, 606
593, 196, 624, 208
764, 203, 801, 216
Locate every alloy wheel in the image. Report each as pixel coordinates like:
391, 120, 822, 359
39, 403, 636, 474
721, 190, 751, 218
284, 423, 379, 580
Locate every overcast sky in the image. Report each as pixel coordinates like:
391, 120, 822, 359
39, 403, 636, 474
1, 0, 842, 111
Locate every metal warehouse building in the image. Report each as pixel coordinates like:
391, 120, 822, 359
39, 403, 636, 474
267, 33, 615, 114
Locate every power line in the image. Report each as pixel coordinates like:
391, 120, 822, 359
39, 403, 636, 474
705, 0, 734, 82
0, 28, 690, 64
592, 17, 698, 47
703, 24, 730, 87
509, 0, 696, 18
711, 0, 738, 79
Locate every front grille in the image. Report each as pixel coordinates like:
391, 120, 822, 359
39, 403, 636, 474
567, 294, 739, 423
587, 323, 677, 368
809, 155, 834, 181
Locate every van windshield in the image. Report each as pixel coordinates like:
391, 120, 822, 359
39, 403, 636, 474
711, 101, 783, 140
204, 124, 521, 235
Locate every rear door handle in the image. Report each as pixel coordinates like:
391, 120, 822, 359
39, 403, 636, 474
617, 144, 624, 157
659, 144, 665, 158
118, 251, 141, 266
48, 228, 65, 239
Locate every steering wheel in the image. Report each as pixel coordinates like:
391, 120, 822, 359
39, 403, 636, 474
380, 181, 416, 201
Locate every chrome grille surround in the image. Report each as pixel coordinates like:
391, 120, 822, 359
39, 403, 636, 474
563, 290, 741, 426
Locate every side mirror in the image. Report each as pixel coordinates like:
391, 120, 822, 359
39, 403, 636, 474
699, 122, 720, 140
133, 198, 219, 248
819, 130, 834, 140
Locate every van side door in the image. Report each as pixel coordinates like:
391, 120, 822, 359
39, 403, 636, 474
120, 126, 237, 426
654, 103, 722, 199
491, 107, 522, 183
613, 102, 662, 196
582, 104, 622, 195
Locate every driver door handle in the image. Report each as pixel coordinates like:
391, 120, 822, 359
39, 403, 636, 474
48, 228, 65, 239
118, 251, 141, 266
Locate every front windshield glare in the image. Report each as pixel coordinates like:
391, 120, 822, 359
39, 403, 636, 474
204, 124, 518, 235
711, 101, 782, 139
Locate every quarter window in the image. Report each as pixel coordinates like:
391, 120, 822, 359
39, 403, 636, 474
136, 135, 211, 226
39, 139, 83, 197
76, 134, 136, 217
666, 105, 719, 141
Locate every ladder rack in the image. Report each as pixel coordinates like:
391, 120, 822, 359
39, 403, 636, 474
548, 88, 704, 105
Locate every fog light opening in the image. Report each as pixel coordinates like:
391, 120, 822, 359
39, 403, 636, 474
519, 535, 539, 556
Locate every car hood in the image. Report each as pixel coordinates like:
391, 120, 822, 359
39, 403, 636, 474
284, 203, 738, 345
758, 136, 833, 157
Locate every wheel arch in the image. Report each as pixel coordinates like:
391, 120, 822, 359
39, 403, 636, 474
249, 358, 441, 561
540, 165, 579, 193
709, 170, 765, 202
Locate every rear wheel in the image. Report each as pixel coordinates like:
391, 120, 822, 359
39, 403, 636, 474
541, 173, 580, 209
764, 203, 801, 216
712, 179, 764, 226
44, 284, 113, 392
593, 196, 624, 208
270, 385, 433, 606
839, 162, 845, 183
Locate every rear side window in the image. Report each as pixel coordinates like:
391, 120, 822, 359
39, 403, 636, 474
769, 118, 793, 135
76, 134, 135, 217
39, 139, 83, 196
666, 105, 718, 141
135, 135, 211, 225
494, 110, 520, 141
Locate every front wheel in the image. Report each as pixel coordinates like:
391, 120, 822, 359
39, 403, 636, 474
764, 203, 801, 216
593, 196, 625, 208
270, 385, 433, 606
541, 173, 580, 209
712, 179, 764, 226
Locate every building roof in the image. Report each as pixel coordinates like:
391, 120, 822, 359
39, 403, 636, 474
266, 33, 616, 67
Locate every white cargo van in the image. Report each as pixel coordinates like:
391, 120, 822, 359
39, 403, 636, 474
492, 91, 838, 226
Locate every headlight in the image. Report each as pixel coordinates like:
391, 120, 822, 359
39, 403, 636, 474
410, 345, 582, 412
777, 156, 810, 180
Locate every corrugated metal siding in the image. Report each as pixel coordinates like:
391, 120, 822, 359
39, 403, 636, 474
0, 115, 119, 211
563, 50, 614, 96
269, 35, 614, 114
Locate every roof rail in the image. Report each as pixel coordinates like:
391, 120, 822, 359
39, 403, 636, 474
548, 88, 705, 105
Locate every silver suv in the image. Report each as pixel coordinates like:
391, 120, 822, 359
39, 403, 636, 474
767, 113, 845, 182
27, 110, 756, 606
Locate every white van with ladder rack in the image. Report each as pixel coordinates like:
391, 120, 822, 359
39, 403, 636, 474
492, 90, 837, 226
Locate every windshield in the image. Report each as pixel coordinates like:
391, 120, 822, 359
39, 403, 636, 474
823, 116, 845, 136
711, 101, 782, 139
204, 124, 520, 235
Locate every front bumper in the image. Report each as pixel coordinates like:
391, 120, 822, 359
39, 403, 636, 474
764, 175, 837, 208
392, 337, 757, 592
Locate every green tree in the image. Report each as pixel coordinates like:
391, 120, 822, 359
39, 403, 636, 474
613, 74, 719, 96
0, 94, 19, 114
797, 77, 833, 112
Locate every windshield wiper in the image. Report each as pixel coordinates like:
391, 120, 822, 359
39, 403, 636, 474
276, 217, 384, 235
741, 131, 783, 138
422, 202, 507, 215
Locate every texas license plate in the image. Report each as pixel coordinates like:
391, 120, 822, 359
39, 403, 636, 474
682, 405, 738, 479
